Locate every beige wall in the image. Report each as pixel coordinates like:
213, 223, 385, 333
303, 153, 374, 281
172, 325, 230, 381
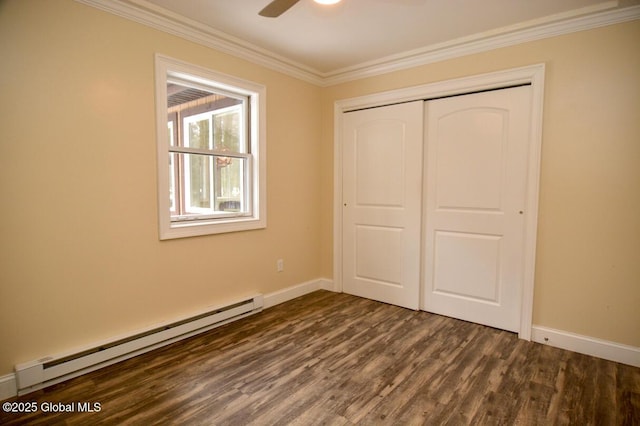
1, 0, 638, 378
321, 20, 640, 348
0, 0, 322, 375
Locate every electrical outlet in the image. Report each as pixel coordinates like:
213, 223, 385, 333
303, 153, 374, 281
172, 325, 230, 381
277, 259, 284, 272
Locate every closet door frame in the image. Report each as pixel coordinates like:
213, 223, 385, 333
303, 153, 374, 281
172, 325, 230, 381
333, 64, 545, 340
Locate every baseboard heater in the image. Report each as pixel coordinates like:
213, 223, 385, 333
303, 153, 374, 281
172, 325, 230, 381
15, 294, 263, 395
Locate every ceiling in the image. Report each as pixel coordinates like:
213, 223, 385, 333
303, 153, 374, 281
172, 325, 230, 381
86, 0, 639, 84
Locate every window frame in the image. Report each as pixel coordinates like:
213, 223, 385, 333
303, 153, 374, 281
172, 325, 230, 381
155, 54, 266, 240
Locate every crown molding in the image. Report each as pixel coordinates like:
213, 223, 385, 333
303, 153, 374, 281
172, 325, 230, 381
75, 0, 325, 85
76, 0, 640, 87
322, 4, 640, 85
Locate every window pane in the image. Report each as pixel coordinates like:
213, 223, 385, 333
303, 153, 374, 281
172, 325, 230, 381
184, 153, 214, 214
186, 117, 211, 149
170, 153, 247, 217
214, 108, 242, 153
216, 157, 245, 212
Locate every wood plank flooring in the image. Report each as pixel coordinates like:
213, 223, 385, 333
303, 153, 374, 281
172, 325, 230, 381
2, 290, 639, 425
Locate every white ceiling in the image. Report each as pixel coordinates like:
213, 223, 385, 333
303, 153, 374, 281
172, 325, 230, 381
89, 0, 639, 83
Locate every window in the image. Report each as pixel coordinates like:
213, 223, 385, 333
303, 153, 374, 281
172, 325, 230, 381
155, 55, 266, 239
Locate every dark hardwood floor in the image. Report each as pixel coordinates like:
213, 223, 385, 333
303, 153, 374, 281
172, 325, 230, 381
2, 290, 639, 425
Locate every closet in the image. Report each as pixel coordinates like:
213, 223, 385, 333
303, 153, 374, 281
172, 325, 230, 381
341, 83, 534, 333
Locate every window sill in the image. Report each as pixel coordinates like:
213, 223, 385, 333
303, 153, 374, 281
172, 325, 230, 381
160, 216, 266, 240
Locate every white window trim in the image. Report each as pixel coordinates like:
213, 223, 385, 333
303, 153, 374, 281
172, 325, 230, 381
155, 54, 266, 240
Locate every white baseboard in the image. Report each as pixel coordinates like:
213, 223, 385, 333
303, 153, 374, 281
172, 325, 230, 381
263, 278, 335, 309
0, 279, 335, 401
0, 373, 17, 401
531, 325, 640, 368
8, 285, 634, 401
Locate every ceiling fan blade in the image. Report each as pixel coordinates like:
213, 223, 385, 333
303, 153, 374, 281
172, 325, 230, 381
259, 0, 301, 17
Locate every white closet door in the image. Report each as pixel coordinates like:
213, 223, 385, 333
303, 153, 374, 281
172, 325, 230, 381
342, 101, 424, 310
422, 86, 532, 332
